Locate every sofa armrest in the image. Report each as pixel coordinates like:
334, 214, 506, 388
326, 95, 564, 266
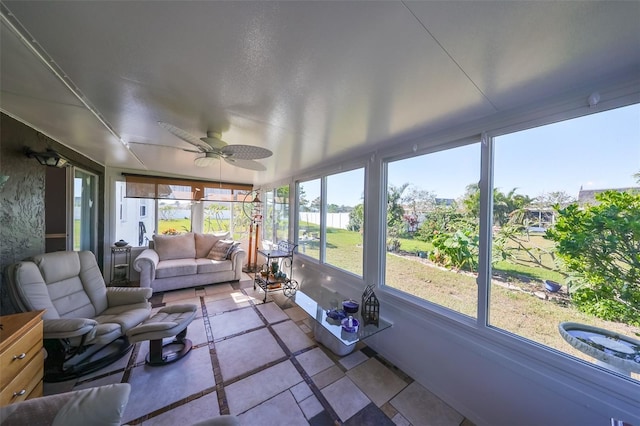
230, 247, 246, 280
43, 318, 97, 340
106, 287, 152, 306
133, 249, 159, 288
0, 383, 131, 426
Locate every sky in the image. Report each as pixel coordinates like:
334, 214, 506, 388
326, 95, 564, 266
389, 103, 640, 201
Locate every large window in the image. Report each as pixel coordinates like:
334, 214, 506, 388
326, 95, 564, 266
298, 179, 321, 260
262, 185, 290, 247
116, 176, 252, 246
115, 181, 156, 247
379, 103, 639, 381
297, 168, 365, 276
489, 104, 640, 381
326, 169, 364, 276
385, 144, 480, 318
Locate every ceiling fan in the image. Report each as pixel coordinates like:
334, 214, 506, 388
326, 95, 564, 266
138, 122, 273, 171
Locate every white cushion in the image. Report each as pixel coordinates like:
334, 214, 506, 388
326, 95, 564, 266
153, 233, 196, 260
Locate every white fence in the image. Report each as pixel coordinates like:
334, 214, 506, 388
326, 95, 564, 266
299, 212, 351, 230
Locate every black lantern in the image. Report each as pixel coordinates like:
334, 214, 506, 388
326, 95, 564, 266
361, 284, 379, 326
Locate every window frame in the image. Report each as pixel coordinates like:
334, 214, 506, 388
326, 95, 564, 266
295, 163, 367, 279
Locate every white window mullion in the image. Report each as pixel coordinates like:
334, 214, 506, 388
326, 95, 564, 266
477, 132, 494, 327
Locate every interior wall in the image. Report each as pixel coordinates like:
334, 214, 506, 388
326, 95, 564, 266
0, 113, 105, 314
292, 260, 640, 426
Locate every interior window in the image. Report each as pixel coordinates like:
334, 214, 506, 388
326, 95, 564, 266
490, 104, 640, 381
298, 179, 321, 260
325, 168, 364, 276
384, 143, 480, 318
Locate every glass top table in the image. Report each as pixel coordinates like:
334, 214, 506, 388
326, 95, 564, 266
291, 286, 392, 355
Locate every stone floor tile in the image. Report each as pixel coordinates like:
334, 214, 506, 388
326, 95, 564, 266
256, 301, 289, 323
290, 381, 313, 403
300, 394, 324, 420
123, 346, 215, 424
312, 365, 344, 389
209, 308, 263, 339
391, 412, 411, 426
339, 350, 368, 370
184, 315, 208, 346
238, 390, 308, 426
295, 347, 335, 377
321, 376, 370, 423
141, 391, 219, 426
347, 358, 408, 407
299, 323, 312, 333
205, 294, 251, 314
390, 381, 464, 426
163, 288, 196, 302
344, 403, 396, 426
272, 320, 315, 353
284, 305, 309, 322
204, 283, 234, 295
225, 361, 303, 415
217, 328, 285, 382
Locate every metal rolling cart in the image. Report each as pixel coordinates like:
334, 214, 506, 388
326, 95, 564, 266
110, 245, 131, 286
254, 241, 298, 302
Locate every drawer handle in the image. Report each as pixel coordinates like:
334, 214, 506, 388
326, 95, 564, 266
13, 353, 27, 360
13, 389, 26, 397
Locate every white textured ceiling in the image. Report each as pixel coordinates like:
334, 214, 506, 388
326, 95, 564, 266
1, 1, 639, 184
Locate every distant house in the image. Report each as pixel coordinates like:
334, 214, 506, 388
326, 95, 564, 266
577, 186, 640, 205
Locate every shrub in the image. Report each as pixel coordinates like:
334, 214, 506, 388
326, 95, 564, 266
546, 190, 640, 325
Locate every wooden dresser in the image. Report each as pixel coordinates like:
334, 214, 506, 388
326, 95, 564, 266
0, 310, 45, 406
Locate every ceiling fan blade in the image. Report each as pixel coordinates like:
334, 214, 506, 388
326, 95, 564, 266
221, 144, 273, 160
224, 157, 266, 171
158, 121, 211, 152
129, 141, 201, 153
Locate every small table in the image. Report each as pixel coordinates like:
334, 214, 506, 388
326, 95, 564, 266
292, 287, 392, 356
559, 322, 640, 376
110, 245, 131, 286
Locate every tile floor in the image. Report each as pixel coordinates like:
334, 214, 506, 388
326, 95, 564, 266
43, 277, 474, 426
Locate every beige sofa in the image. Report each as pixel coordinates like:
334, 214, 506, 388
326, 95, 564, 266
133, 232, 246, 293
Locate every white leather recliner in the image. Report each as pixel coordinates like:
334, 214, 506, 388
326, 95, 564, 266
5, 251, 152, 382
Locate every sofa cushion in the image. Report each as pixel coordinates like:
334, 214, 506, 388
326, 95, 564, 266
207, 239, 236, 261
196, 258, 233, 274
195, 232, 230, 258
155, 259, 198, 279
153, 233, 196, 261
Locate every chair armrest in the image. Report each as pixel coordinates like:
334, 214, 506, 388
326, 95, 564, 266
106, 287, 152, 306
133, 249, 159, 288
43, 318, 97, 339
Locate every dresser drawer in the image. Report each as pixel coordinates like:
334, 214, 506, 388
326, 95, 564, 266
0, 321, 43, 390
0, 350, 44, 405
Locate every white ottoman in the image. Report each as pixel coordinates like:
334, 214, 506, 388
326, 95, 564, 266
127, 304, 197, 366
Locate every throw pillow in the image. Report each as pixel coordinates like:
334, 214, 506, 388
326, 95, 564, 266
226, 241, 241, 259
207, 239, 235, 261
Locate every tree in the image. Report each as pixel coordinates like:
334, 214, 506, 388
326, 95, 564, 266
387, 183, 408, 228
461, 184, 532, 226
546, 190, 640, 325
348, 203, 364, 232
310, 197, 321, 212
401, 185, 436, 215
